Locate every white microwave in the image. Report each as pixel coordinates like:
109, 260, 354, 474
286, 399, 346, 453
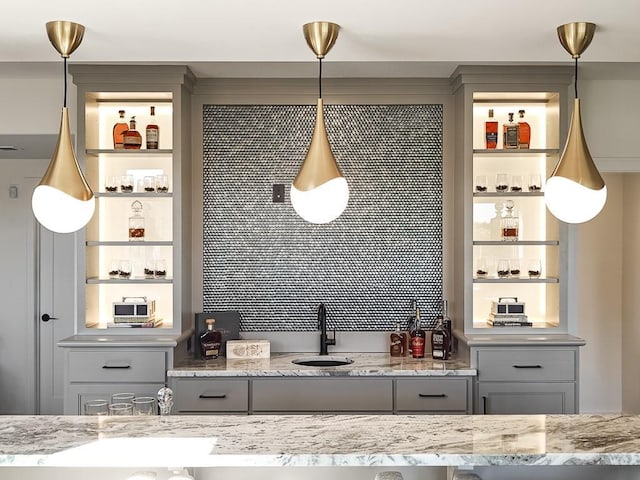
112, 297, 156, 322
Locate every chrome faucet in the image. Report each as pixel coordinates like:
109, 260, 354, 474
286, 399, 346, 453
318, 303, 336, 355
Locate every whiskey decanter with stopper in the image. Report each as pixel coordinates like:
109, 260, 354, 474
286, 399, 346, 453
128, 200, 145, 241
500, 200, 519, 241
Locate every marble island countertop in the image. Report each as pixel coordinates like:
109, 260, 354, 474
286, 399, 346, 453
168, 352, 475, 377
2, 414, 640, 468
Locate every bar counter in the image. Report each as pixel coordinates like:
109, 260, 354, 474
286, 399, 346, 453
0, 414, 638, 468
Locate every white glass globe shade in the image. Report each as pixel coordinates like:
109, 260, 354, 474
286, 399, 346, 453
290, 177, 349, 224
544, 176, 607, 224
32, 185, 95, 233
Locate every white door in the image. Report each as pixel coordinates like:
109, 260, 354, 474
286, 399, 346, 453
0, 157, 75, 414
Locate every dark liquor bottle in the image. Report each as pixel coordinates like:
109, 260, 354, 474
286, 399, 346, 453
503, 112, 519, 149
112, 109, 128, 149
431, 318, 450, 360
485, 109, 498, 149
200, 318, 222, 360
407, 299, 418, 356
518, 109, 531, 149
410, 307, 426, 359
123, 116, 142, 149
390, 322, 405, 357
441, 299, 453, 356
145, 106, 159, 149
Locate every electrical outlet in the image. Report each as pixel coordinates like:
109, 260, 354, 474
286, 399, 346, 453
272, 184, 285, 203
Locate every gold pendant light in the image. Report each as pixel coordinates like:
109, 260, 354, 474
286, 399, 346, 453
545, 22, 606, 224
290, 21, 349, 224
32, 21, 95, 233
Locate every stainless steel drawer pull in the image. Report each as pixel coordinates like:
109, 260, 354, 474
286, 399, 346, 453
418, 393, 447, 398
512, 364, 542, 369
102, 365, 131, 369
199, 394, 227, 399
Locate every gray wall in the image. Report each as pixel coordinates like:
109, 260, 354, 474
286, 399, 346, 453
202, 104, 443, 331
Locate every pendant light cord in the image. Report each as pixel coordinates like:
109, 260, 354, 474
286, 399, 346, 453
574, 57, 578, 99
63, 56, 68, 108
318, 57, 323, 99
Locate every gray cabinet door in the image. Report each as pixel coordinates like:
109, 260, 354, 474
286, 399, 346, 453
252, 378, 393, 413
477, 382, 576, 414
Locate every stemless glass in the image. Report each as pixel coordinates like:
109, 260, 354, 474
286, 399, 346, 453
111, 392, 135, 404
509, 258, 521, 277
155, 174, 169, 193
120, 174, 134, 193
109, 402, 133, 416
475, 257, 488, 278
496, 173, 509, 192
143, 176, 156, 192
84, 399, 109, 416
132, 397, 156, 416
527, 258, 542, 278
475, 175, 488, 193
528, 174, 542, 192
497, 259, 510, 278
510, 175, 523, 192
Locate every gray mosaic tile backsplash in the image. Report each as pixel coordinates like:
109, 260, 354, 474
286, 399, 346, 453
203, 104, 443, 331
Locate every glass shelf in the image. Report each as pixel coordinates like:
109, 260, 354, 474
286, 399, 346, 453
95, 192, 173, 198
473, 240, 559, 246
86, 277, 173, 284
473, 148, 559, 155
86, 149, 173, 155
473, 191, 544, 197
86, 241, 173, 247
473, 276, 559, 283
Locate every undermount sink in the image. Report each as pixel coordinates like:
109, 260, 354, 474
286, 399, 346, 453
291, 355, 354, 367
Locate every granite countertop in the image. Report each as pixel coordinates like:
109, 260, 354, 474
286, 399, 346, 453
168, 352, 475, 377
1, 414, 640, 467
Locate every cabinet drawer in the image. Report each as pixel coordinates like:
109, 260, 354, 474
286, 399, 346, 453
252, 378, 393, 412
68, 350, 166, 383
396, 378, 469, 412
173, 379, 249, 413
477, 349, 576, 382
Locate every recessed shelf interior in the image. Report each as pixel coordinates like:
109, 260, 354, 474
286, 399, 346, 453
83, 94, 175, 331
471, 91, 562, 331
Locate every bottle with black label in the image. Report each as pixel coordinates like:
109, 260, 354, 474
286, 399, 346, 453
441, 299, 453, 356
390, 322, 406, 357
199, 318, 222, 360
410, 307, 426, 359
503, 112, 519, 149
407, 299, 418, 356
431, 318, 450, 360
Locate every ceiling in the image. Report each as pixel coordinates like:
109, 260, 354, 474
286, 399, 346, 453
3, 0, 640, 78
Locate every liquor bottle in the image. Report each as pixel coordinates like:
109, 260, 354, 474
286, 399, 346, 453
390, 322, 405, 357
200, 318, 222, 360
441, 299, 453, 355
431, 318, 450, 360
485, 109, 498, 149
123, 116, 142, 149
410, 307, 426, 359
500, 200, 519, 241
407, 299, 418, 356
128, 200, 145, 241
145, 106, 159, 149
518, 109, 531, 149
503, 112, 519, 149
112, 109, 128, 149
